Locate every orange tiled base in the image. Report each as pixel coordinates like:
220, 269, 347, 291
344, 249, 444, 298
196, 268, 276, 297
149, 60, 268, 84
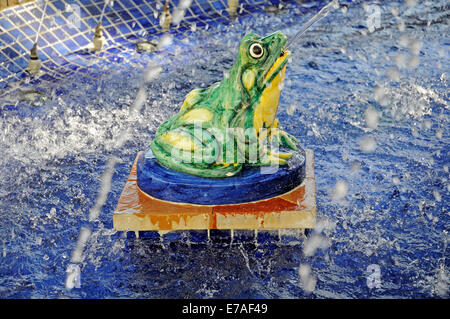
113, 150, 316, 231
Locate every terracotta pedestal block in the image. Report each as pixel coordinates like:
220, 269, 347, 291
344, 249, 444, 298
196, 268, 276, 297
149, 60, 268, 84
113, 150, 316, 231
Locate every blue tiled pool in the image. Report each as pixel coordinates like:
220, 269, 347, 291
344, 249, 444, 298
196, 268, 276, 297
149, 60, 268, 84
0, 0, 448, 298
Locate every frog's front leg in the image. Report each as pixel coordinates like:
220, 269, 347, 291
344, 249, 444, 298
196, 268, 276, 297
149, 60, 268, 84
268, 119, 299, 151
244, 129, 293, 166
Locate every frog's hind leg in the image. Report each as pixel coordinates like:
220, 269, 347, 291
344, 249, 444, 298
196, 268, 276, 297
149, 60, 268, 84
151, 130, 243, 178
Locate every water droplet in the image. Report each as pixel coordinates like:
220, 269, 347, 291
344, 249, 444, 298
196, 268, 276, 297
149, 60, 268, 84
387, 67, 400, 81
332, 180, 348, 200
157, 34, 173, 50
399, 35, 410, 47
298, 263, 316, 294
409, 39, 422, 56
392, 176, 401, 185
411, 126, 419, 137
350, 160, 361, 172
395, 53, 408, 69
365, 107, 379, 129
359, 136, 377, 153
433, 190, 441, 202
374, 86, 388, 106
286, 104, 296, 116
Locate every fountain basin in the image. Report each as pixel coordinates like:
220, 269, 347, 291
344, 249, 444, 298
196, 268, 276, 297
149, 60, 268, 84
136, 147, 306, 205
113, 149, 316, 231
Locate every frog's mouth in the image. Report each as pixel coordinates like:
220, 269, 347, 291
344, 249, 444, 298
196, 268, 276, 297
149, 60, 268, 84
264, 50, 291, 85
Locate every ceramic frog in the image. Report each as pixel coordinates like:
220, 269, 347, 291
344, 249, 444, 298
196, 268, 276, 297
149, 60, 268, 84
151, 31, 299, 178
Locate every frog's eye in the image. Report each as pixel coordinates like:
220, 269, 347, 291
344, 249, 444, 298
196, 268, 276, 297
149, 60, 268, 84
249, 43, 264, 59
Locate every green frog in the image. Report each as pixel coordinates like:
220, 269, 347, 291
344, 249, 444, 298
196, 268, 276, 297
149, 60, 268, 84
151, 31, 299, 178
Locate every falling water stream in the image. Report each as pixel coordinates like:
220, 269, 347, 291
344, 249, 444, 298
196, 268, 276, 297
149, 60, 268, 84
0, 0, 448, 298
99, 0, 111, 23
34, 0, 49, 44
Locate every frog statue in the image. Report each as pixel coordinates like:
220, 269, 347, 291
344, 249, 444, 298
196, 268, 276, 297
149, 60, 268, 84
151, 31, 300, 178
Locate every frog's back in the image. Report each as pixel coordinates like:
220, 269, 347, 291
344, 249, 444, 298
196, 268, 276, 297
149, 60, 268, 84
164, 80, 226, 131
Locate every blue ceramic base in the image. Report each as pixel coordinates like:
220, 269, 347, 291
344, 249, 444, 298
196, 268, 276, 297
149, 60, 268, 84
136, 147, 306, 205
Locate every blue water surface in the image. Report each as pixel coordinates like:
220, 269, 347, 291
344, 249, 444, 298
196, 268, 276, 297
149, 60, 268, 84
0, 0, 448, 298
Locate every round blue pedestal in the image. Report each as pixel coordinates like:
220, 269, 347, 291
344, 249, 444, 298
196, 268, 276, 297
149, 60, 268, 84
136, 148, 306, 205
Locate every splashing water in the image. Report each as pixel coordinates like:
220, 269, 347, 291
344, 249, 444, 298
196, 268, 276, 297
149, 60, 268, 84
0, 0, 448, 298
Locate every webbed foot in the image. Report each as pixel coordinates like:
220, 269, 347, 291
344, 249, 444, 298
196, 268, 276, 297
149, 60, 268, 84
256, 148, 293, 166
269, 128, 299, 151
